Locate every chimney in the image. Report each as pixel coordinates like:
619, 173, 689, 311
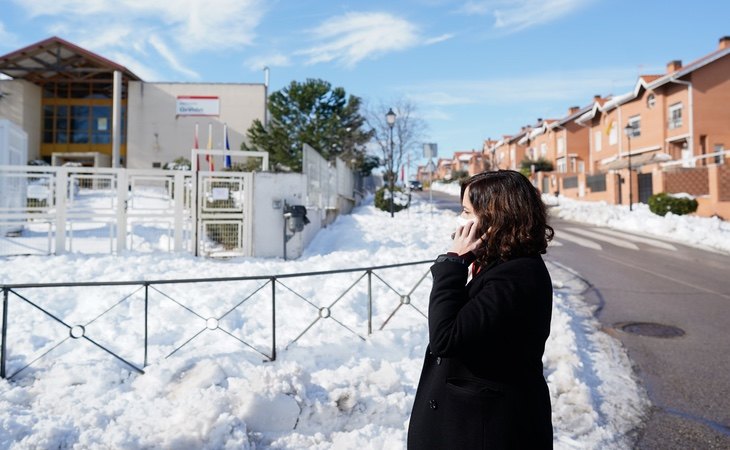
568, 106, 580, 115
720, 36, 730, 50
666, 60, 682, 73
593, 95, 601, 102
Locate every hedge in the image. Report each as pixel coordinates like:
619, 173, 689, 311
647, 192, 698, 216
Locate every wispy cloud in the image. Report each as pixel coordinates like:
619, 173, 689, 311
10, 0, 266, 79
105, 51, 163, 81
245, 53, 291, 72
412, 91, 478, 106
0, 22, 19, 49
459, 0, 591, 32
297, 12, 421, 68
149, 35, 200, 79
424, 33, 455, 46
420, 108, 454, 121
407, 67, 640, 108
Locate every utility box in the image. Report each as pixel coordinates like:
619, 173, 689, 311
0, 119, 29, 236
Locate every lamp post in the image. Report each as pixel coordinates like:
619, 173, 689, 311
386, 108, 397, 218
624, 123, 635, 211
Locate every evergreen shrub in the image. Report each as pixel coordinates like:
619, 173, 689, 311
375, 186, 409, 213
648, 192, 698, 216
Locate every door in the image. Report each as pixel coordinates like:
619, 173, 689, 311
637, 173, 653, 204
195, 171, 253, 257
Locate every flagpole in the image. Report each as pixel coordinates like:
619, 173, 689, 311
194, 123, 200, 171
224, 123, 231, 169
207, 122, 214, 171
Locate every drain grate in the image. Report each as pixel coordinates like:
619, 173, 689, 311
617, 322, 685, 338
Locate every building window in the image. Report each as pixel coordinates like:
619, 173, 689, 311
557, 158, 566, 173
557, 137, 565, 155
715, 144, 725, 165
647, 93, 656, 109
594, 131, 602, 152
540, 143, 547, 157
668, 103, 683, 129
628, 116, 641, 137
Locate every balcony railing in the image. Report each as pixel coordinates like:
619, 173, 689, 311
668, 118, 683, 129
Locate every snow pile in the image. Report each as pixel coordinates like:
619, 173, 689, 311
430, 180, 730, 254
0, 198, 648, 449
545, 195, 730, 254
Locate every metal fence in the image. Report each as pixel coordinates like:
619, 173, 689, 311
586, 174, 607, 192
0, 165, 194, 256
0, 260, 433, 380
562, 176, 579, 189
302, 143, 355, 211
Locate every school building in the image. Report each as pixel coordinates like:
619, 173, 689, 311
0, 36, 266, 169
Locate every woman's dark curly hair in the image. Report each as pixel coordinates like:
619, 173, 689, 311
461, 170, 554, 266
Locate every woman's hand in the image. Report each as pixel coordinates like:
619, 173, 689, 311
449, 220, 483, 255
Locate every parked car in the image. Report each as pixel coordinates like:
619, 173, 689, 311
408, 180, 423, 191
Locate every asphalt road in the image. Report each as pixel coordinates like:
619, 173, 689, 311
417, 189, 730, 449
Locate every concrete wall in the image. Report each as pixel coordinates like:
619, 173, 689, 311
251, 172, 323, 259
0, 79, 41, 161
126, 82, 265, 169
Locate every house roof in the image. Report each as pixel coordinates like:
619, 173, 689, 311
507, 129, 528, 144
652, 44, 730, 86
0, 36, 141, 84
599, 45, 730, 113
553, 104, 592, 127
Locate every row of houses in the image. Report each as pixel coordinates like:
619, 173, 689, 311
418, 37, 730, 218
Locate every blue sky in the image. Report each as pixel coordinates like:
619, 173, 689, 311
1, 0, 729, 163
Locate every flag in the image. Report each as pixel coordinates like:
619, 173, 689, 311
194, 123, 200, 171
206, 123, 215, 171
224, 123, 231, 169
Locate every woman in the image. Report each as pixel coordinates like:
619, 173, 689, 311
408, 170, 554, 449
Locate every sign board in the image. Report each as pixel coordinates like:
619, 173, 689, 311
425, 160, 436, 173
423, 143, 438, 159
211, 187, 229, 200
176, 96, 220, 116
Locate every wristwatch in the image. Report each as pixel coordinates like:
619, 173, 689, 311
435, 253, 469, 265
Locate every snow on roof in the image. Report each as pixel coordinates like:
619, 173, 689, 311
528, 126, 545, 139
601, 92, 634, 111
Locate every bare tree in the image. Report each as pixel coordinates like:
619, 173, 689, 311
365, 98, 428, 184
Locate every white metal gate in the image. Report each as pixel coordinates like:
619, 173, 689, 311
0, 165, 194, 256
193, 171, 253, 257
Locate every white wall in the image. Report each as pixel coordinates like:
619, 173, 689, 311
0, 119, 29, 236
252, 172, 322, 259
126, 82, 266, 169
0, 80, 41, 161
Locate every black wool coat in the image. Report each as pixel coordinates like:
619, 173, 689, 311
407, 255, 553, 450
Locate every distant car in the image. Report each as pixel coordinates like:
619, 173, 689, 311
408, 180, 423, 191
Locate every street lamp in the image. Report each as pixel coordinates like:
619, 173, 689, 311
386, 108, 397, 218
624, 123, 635, 211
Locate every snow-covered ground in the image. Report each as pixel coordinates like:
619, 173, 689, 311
0, 195, 651, 449
431, 181, 730, 254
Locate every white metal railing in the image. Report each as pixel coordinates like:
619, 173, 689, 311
661, 149, 728, 169
0, 165, 193, 256
667, 118, 683, 129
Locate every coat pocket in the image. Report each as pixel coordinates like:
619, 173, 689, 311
445, 376, 506, 399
